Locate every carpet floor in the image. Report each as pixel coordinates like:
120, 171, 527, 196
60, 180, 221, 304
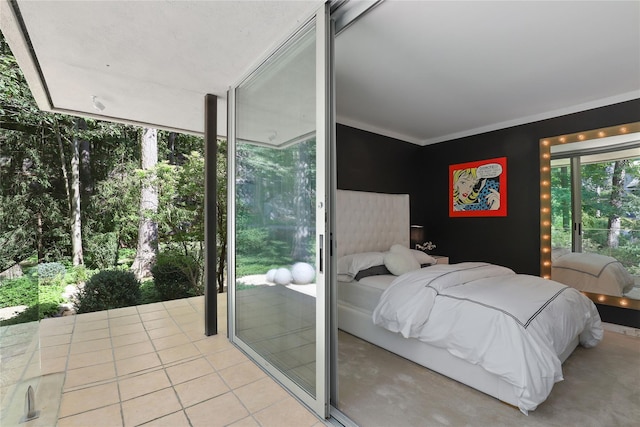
336, 329, 640, 427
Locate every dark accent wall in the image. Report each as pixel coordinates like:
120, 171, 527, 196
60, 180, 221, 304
337, 99, 640, 327
419, 99, 640, 275
337, 124, 422, 221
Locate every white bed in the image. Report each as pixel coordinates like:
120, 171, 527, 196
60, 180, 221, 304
335, 189, 603, 414
551, 251, 636, 297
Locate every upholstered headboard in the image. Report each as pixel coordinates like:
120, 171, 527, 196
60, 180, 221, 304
336, 190, 410, 258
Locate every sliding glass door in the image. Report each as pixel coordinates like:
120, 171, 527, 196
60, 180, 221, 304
228, 5, 332, 418
551, 148, 640, 270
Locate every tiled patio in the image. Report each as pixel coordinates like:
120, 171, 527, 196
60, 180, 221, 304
0, 294, 324, 426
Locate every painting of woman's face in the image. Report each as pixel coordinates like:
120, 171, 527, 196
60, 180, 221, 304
455, 172, 476, 203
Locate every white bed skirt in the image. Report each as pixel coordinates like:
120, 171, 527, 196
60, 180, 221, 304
338, 300, 579, 409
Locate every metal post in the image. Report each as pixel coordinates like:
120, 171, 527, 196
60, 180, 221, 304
204, 94, 218, 336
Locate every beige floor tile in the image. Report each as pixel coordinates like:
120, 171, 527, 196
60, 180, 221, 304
39, 323, 74, 336
59, 381, 119, 418
69, 337, 112, 354
67, 348, 113, 369
139, 410, 190, 426
73, 319, 108, 332
184, 327, 208, 342
75, 311, 108, 322
41, 355, 68, 374
171, 313, 200, 325
193, 336, 232, 355
165, 357, 215, 385
253, 396, 319, 427
40, 315, 74, 328
72, 328, 110, 342
163, 299, 190, 308
118, 369, 171, 401
218, 360, 267, 389
234, 376, 289, 413
40, 333, 71, 348
185, 392, 249, 427
116, 352, 162, 376
108, 306, 139, 318
121, 387, 182, 426
157, 343, 199, 365
64, 362, 116, 390
113, 340, 155, 360
144, 317, 177, 331
174, 372, 229, 407
109, 314, 142, 327
111, 331, 149, 348
57, 403, 123, 427
206, 347, 246, 371
140, 310, 170, 322
136, 302, 166, 314
152, 332, 190, 351
147, 326, 182, 340
229, 417, 260, 427
110, 322, 145, 337
167, 305, 196, 316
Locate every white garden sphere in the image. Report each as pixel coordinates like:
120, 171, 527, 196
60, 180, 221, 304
273, 268, 293, 285
291, 262, 315, 284
265, 268, 277, 282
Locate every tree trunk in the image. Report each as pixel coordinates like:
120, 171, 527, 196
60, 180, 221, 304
79, 120, 93, 204
54, 120, 71, 215
560, 166, 570, 232
36, 211, 44, 263
168, 132, 177, 165
70, 119, 84, 265
606, 160, 628, 248
132, 128, 159, 279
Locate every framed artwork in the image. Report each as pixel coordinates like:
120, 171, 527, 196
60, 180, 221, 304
449, 157, 507, 217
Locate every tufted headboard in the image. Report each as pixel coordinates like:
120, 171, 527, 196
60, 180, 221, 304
336, 190, 410, 258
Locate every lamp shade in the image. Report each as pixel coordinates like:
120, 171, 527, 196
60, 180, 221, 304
410, 225, 425, 246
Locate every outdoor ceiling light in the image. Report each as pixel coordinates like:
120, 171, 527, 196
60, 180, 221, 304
92, 95, 105, 112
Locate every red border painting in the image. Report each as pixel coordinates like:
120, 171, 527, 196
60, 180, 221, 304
449, 157, 507, 217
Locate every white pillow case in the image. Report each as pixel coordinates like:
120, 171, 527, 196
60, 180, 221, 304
338, 251, 386, 282
385, 245, 421, 275
410, 249, 436, 265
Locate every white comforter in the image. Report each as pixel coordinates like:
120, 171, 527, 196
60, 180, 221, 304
372, 262, 603, 414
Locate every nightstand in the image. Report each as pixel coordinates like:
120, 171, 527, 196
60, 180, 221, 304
433, 255, 449, 264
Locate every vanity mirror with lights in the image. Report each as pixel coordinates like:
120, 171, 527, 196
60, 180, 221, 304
540, 122, 640, 311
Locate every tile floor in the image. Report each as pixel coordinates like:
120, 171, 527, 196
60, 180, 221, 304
0, 294, 324, 427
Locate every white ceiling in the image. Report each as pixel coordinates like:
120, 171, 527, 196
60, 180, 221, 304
335, 0, 640, 145
2, 0, 639, 145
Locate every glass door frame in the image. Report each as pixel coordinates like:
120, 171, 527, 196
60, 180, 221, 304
227, 4, 333, 418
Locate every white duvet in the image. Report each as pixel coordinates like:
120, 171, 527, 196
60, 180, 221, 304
372, 262, 603, 414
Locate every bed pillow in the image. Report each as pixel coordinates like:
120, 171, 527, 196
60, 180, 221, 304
338, 252, 386, 282
385, 245, 420, 275
354, 265, 392, 281
410, 249, 436, 265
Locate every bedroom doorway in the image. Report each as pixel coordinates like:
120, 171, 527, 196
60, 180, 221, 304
227, 5, 333, 418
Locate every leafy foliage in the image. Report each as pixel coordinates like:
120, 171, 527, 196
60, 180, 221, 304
84, 232, 118, 269
551, 157, 640, 272
74, 270, 141, 313
37, 262, 66, 285
151, 252, 201, 300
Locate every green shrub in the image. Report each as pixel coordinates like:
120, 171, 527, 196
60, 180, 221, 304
37, 262, 66, 285
74, 270, 141, 313
84, 232, 118, 269
0, 277, 38, 307
151, 253, 200, 301
72, 265, 89, 283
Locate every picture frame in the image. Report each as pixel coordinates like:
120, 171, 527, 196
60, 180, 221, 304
449, 157, 507, 217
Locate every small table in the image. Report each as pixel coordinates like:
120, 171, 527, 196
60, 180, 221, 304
433, 255, 449, 264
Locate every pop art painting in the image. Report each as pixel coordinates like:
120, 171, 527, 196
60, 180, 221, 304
449, 157, 507, 217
